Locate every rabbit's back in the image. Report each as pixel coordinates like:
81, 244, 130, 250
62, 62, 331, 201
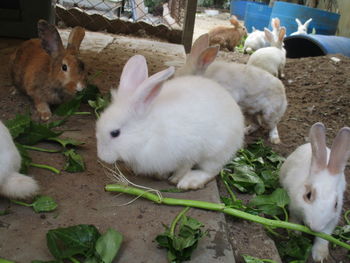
0, 122, 21, 180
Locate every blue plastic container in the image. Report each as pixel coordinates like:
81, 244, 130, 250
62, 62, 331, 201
230, 0, 266, 20
244, 3, 272, 33
284, 34, 350, 58
270, 2, 340, 36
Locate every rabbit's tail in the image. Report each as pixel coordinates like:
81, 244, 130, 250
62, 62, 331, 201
1, 172, 39, 199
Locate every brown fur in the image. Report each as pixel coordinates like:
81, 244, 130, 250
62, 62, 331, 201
10, 20, 86, 121
208, 16, 247, 51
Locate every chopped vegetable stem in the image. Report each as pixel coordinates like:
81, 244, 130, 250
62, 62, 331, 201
22, 145, 60, 153
29, 163, 60, 174
105, 184, 350, 251
170, 207, 190, 237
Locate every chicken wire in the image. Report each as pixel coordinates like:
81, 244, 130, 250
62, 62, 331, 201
56, 0, 186, 43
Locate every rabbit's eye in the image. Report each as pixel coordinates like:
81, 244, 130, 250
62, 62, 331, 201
110, 129, 120, 138
62, 64, 68, 71
306, 191, 312, 200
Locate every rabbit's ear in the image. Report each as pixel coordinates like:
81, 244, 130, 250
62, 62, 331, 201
309, 122, 328, 173
327, 127, 350, 175
264, 28, 274, 43
196, 46, 219, 73
67, 26, 85, 54
133, 66, 175, 113
273, 17, 280, 29
296, 18, 302, 27
37, 20, 64, 58
118, 55, 148, 98
229, 16, 239, 27
304, 18, 313, 27
278, 27, 286, 42
190, 34, 209, 60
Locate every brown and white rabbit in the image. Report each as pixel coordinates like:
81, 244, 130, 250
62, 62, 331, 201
10, 20, 86, 121
208, 16, 247, 51
280, 122, 350, 262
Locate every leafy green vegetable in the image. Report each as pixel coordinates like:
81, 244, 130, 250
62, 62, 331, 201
0, 258, 16, 263
85, 228, 123, 263
63, 149, 85, 172
88, 93, 110, 118
32, 196, 58, 213
243, 255, 278, 263
48, 137, 84, 148
11, 195, 58, 213
276, 233, 312, 262
156, 207, 206, 263
47, 224, 100, 259
54, 84, 101, 117
16, 122, 62, 145
221, 140, 285, 195
249, 188, 290, 218
33, 224, 123, 263
5, 114, 31, 138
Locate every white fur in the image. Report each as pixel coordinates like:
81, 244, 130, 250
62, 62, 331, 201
291, 18, 312, 36
0, 121, 39, 199
175, 34, 287, 144
96, 55, 244, 190
247, 27, 286, 78
280, 123, 350, 262
243, 27, 269, 53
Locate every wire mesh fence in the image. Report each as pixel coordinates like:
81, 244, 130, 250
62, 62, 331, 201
56, 0, 186, 43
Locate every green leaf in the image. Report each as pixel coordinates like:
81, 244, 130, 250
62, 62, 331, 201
277, 233, 312, 261
243, 255, 278, 263
5, 114, 31, 139
63, 149, 85, 172
15, 143, 32, 174
47, 224, 101, 260
48, 137, 84, 148
79, 84, 100, 103
32, 196, 58, 213
249, 188, 290, 217
94, 228, 123, 263
156, 212, 206, 262
16, 122, 62, 145
54, 97, 82, 117
31, 260, 59, 263
0, 258, 16, 263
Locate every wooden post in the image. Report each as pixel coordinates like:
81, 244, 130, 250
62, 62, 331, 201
182, 0, 198, 54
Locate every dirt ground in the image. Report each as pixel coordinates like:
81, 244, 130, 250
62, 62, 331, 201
0, 11, 350, 263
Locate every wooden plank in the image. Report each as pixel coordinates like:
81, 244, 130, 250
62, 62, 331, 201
182, 0, 198, 53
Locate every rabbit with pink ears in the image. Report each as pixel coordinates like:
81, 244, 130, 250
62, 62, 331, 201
247, 26, 287, 78
96, 55, 244, 190
280, 122, 350, 262
291, 18, 313, 36
0, 121, 39, 199
176, 33, 287, 144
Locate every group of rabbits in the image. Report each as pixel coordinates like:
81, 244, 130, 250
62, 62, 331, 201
1, 18, 349, 262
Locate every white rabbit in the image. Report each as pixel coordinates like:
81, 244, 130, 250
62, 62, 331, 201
271, 17, 282, 40
280, 122, 350, 262
96, 55, 244, 190
290, 18, 312, 36
247, 27, 287, 78
0, 121, 39, 199
243, 27, 269, 54
176, 33, 287, 144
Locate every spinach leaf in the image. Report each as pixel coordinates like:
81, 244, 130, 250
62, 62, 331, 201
16, 122, 62, 145
32, 196, 58, 213
48, 137, 84, 148
5, 114, 31, 139
156, 208, 206, 262
276, 233, 312, 262
63, 149, 85, 172
249, 188, 290, 217
47, 225, 101, 259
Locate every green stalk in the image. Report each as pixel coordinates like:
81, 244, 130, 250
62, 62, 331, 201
344, 210, 350, 225
0, 258, 15, 263
69, 257, 81, 263
11, 199, 32, 207
220, 171, 237, 202
29, 163, 60, 174
170, 207, 190, 237
105, 184, 350, 251
73, 112, 91, 115
22, 145, 60, 153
